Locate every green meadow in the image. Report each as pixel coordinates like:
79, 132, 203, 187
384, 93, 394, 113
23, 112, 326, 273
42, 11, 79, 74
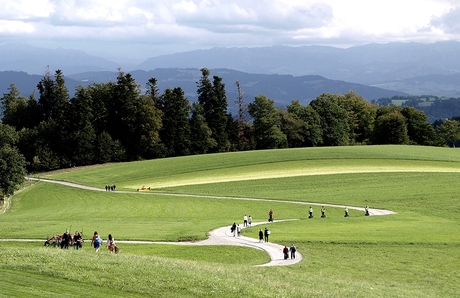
1, 145, 460, 297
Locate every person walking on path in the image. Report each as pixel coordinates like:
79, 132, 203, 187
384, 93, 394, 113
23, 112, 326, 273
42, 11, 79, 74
237, 224, 241, 237
243, 215, 248, 227
309, 206, 313, 218
283, 246, 289, 259
73, 231, 83, 250
91, 231, 102, 252
264, 227, 270, 242
344, 207, 349, 217
259, 229, 264, 242
365, 205, 370, 216
107, 234, 116, 253
248, 215, 252, 227
269, 209, 274, 222
61, 229, 71, 249
321, 206, 326, 218
290, 244, 296, 259
231, 222, 237, 236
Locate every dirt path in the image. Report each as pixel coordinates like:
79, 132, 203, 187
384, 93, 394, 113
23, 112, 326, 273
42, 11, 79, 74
20, 178, 396, 266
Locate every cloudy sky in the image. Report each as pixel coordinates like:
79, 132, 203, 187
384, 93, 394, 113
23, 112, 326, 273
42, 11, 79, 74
1, 0, 460, 63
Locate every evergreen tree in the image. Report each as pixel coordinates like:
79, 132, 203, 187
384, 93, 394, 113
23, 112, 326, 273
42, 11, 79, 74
35, 69, 70, 169
108, 70, 161, 160
197, 68, 229, 152
67, 86, 96, 166
157, 87, 191, 157
189, 102, 215, 154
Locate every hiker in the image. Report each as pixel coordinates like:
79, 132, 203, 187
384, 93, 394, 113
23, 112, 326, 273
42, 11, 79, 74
107, 234, 116, 253
283, 246, 289, 259
344, 207, 349, 217
73, 231, 83, 250
365, 205, 370, 216
231, 222, 237, 236
268, 209, 274, 222
237, 224, 241, 237
264, 227, 270, 242
309, 206, 313, 218
321, 206, 326, 218
248, 215, 252, 227
91, 231, 102, 252
290, 244, 296, 259
61, 229, 71, 249
259, 229, 264, 242
243, 215, 248, 227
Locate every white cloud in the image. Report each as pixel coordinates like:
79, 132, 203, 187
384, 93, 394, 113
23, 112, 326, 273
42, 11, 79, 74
0, 20, 36, 34
0, 0, 53, 19
431, 7, 460, 34
0, 0, 460, 60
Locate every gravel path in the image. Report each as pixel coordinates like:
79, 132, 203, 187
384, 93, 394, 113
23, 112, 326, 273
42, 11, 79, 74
19, 178, 396, 266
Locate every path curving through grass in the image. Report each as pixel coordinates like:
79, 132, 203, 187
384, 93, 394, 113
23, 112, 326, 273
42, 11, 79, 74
20, 178, 396, 267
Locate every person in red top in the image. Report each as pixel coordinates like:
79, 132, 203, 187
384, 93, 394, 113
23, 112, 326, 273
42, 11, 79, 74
283, 246, 289, 259
269, 209, 274, 222
107, 234, 115, 253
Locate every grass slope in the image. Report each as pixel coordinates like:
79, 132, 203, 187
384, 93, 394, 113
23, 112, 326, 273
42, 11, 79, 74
1, 145, 460, 297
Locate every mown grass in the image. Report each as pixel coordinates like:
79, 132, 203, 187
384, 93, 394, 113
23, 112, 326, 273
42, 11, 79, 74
0, 243, 458, 297
1, 145, 460, 297
43, 145, 460, 190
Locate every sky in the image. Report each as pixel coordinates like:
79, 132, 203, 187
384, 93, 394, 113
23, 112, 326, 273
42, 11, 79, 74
1, 0, 460, 63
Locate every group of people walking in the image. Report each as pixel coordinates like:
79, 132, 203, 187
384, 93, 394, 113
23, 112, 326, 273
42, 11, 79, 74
52, 229, 118, 254
283, 244, 296, 259
57, 229, 83, 250
91, 231, 119, 253
307, 206, 370, 218
105, 185, 116, 191
258, 227, 271, 243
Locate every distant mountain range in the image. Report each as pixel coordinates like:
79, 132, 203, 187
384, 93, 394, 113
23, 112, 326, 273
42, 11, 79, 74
138, 42, 460, 84
1, 41, 460, 100
0, 69, 407, 111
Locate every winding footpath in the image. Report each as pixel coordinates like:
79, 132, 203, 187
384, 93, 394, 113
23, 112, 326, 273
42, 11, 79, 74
5, 178, 396, 267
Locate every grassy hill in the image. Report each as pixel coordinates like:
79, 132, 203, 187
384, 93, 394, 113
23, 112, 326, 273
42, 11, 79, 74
1, 145, 459, 297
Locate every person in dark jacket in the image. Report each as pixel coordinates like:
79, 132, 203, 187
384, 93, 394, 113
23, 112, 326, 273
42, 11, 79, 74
264, 227, 270, 242
283, 246, 289, 259
61, 229, 71, 249
73, 231, 83, 250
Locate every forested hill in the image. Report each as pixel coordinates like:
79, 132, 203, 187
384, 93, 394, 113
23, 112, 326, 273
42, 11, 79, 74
1, 68, 458, 176
376, 95, 460, 123
0, 71, 84, 98
0, 68, 406, 107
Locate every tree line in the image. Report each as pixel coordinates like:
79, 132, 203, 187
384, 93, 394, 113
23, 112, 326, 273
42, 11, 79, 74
375, 95, 460, 123
1, 68, 460, 197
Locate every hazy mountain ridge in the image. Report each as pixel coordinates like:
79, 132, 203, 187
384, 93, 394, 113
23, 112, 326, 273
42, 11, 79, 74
2, 41, 460, 100
0, 43, 121, 75
0, 69, 407, 109
137, 41, 460, 86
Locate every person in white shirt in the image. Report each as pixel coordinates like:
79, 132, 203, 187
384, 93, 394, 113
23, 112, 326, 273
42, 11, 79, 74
107, 234, 116, 253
